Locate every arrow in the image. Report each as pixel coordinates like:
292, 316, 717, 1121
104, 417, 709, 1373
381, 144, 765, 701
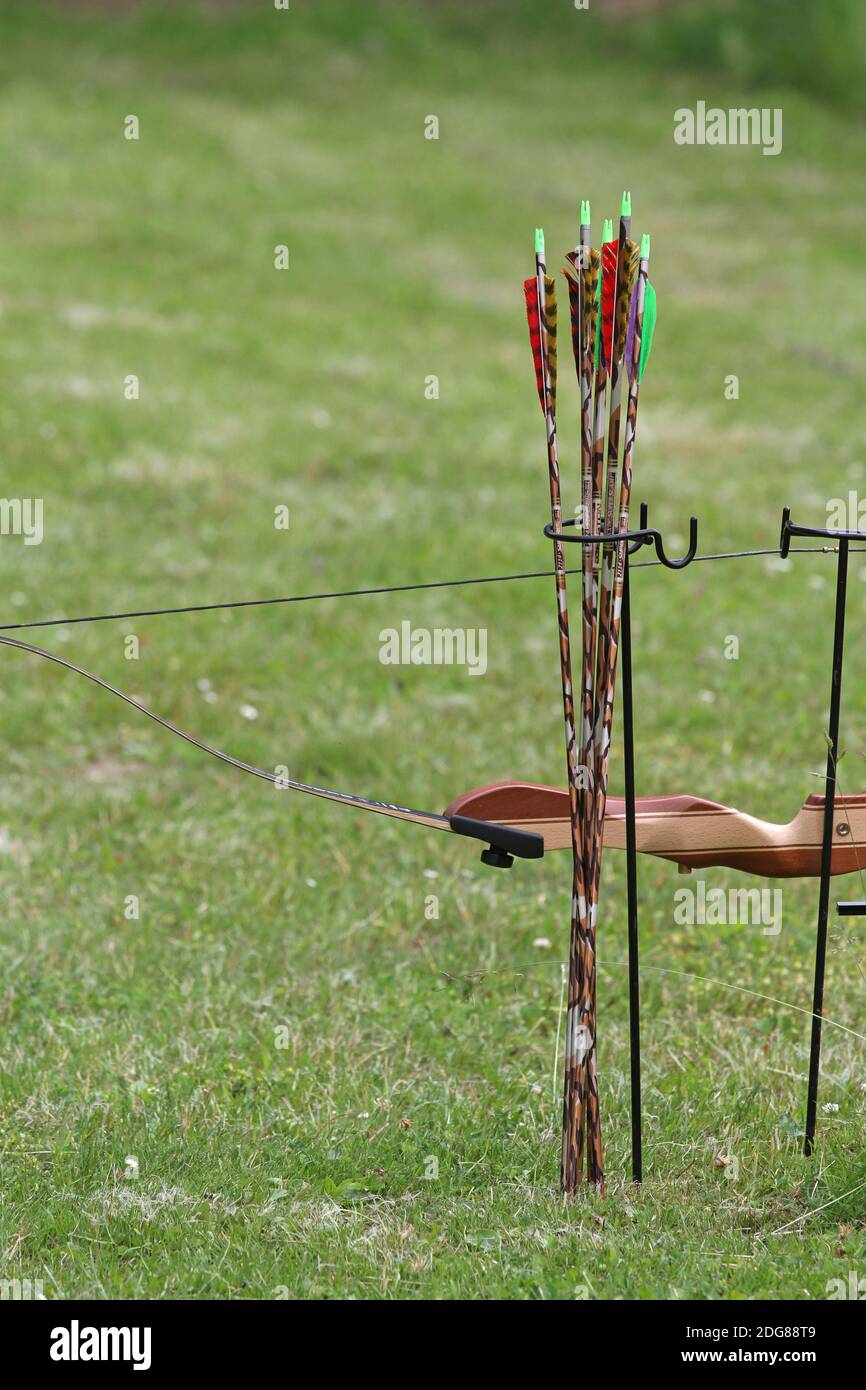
589, 235, 653, 923
593, 195, 639, 848
585, 230, 653, 1190
562, 215, 600, 869
525, 228, 593, 1192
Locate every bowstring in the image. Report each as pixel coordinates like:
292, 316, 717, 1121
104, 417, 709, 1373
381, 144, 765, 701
0, 544, 858, 634
4, 543, 866, 873
0, 632, 454, 826
0, 632, 282, 786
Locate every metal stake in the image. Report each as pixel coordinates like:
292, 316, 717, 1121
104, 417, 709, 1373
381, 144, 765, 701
804, 536, 848, 1155
621, 552, 642, 1181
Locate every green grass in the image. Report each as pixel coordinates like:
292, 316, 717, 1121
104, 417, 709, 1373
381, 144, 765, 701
0, 0, 865, 1299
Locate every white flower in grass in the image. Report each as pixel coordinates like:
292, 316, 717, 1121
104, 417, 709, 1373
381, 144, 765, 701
196, 677, 212, 691
822, 1102, 839, 1113
532, 937, 551, 949
240, 703, 258, 720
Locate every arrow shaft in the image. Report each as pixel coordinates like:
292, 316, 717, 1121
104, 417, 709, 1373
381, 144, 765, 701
529, 238, 593, 1191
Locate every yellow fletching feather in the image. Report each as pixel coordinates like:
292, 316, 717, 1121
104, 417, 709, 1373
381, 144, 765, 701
614, 238, 639, 366
583, 248, 600, 365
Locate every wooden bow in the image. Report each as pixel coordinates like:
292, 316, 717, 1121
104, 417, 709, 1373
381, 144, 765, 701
445, 781, 866, 879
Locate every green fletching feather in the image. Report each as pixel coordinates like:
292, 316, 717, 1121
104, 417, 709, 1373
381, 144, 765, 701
638, 281, 656, 383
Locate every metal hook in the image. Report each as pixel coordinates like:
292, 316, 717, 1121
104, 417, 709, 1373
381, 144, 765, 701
626, 502, 654, 555
780, 505, 866, 559
626, 502, 699, 569
544, 502, 699, 570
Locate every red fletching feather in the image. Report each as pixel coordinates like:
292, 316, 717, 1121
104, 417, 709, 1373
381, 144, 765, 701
524, 276, 545, 411
600, 238, 618, 372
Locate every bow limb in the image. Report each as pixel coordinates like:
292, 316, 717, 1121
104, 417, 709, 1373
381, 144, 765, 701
0, 633, 543, 864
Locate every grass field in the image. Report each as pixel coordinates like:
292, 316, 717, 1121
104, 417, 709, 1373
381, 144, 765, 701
1, 0, 865, 1299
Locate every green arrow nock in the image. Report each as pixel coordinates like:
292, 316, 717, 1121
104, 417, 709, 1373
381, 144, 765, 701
580, 199, 591, 226
640, 232, 650, 260
621, 190, 631, 217
602, 217, 613, 244
534, 228, 545, 257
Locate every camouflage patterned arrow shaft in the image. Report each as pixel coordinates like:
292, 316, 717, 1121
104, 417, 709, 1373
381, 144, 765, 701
583, 221, 616, 876
562, 217, 615, 1193
592, 197, 636, 885
525, 230, 591, 1191
563, 207, 596, 851
578, 243, 601, 890
568, 220, 601, 1189
574, 211, 595, 852
585, 237, 652, 1195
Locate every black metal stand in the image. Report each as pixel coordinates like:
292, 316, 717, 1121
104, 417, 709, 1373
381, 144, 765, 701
780, 508, 866, 1155
544, 502, 698, 1181
620, 553, 643, 1181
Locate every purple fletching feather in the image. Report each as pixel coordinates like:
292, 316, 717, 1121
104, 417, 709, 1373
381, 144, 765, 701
625, 280, 638, 383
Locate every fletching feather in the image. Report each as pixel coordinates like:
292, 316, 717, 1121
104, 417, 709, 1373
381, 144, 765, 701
564, 251, 583, 371
523, 275, 558, 411
599, 238, 618, 372
523, 277, 544, 411
544, 276, 557, 409
625, 277, 658, 384
638, 281, 656, 383
583, 248, 600, 368
614, 239, 638, 368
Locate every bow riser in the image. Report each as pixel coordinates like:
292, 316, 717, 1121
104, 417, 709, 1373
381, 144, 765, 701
445, 783, 866, 878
